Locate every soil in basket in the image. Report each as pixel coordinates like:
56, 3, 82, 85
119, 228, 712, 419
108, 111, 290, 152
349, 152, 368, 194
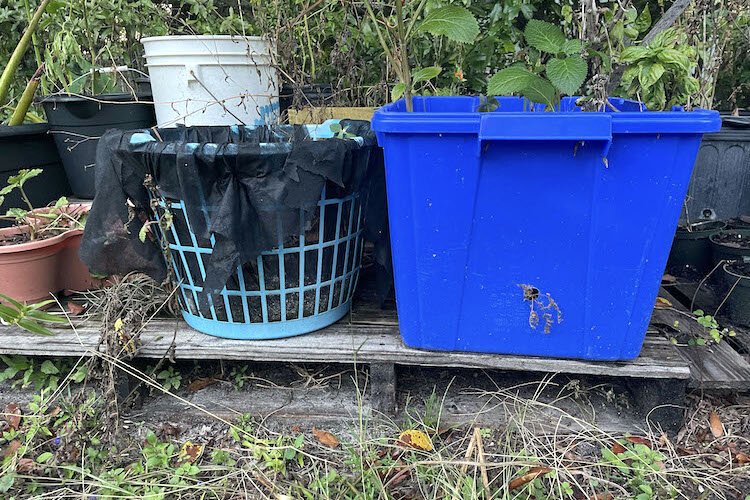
176, 205, 359, 323
713, 232, 750, 248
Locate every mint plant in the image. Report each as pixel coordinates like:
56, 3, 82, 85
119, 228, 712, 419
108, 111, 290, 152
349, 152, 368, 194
487, 20, 586, 109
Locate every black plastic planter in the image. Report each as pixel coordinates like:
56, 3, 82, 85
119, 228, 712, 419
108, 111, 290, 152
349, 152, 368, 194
720, 262, 750, 327
279, 84, 334, 117
685, 116, 750, 222
40, 94, 155, 198
710, 229, 750, 265
0, 124, 70, 227
667, 221, 726, 276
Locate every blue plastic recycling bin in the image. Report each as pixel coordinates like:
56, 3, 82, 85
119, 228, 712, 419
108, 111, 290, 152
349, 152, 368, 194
372, 96, 721, 360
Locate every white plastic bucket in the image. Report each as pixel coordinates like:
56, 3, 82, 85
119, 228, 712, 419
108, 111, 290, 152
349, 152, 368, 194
141, 35, 279, 127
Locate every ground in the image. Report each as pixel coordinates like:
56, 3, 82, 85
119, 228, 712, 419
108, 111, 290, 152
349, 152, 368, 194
0, 357, 748, 499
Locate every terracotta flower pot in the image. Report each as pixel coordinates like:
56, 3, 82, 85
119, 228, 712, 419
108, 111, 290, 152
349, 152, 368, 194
0, 204, 95, 303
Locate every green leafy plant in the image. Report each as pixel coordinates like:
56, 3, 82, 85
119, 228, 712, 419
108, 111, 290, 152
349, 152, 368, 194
0, 168, 85, 242
155, 365, 182, 393
619, 28, 700, 110
487, 20, 586, 109
364, 1, 479, 111
0, 355, 86, 390
0, 294, 66, 335
692, 309, 736, 345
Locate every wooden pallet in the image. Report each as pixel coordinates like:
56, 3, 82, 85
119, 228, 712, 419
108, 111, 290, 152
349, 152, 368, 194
0, 277, 701, 431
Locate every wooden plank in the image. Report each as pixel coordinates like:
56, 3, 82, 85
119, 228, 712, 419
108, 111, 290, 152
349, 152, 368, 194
0, 319, 689, 380
288, 107, 376, 124
655, 288, 750, 389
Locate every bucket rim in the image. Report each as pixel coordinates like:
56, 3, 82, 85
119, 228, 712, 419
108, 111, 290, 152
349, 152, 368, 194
141, 35, 269, 43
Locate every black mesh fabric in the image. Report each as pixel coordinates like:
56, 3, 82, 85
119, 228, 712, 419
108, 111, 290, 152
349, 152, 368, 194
80, 121, 387, 298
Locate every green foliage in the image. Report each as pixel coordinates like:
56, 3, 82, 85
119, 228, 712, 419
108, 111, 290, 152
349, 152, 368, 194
416, 5, 480, 44
619, 28, 699, 110
0, 294, 66, 336
692, 309, 736, 345
600, 440, 677, 499
0, 355, 86, 390
156, 365, 182, 393
487, 20, 586, 108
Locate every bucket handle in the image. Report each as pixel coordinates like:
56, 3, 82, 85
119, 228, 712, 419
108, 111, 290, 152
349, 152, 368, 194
477, 113, 613, 158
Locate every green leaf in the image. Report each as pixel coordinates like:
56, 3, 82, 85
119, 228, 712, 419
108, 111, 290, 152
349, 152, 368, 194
37, 452, 53, 463
15, 319, 53, 336
635, 7, 652, 34
620, 46, 650, 63
416, 6, 479, 44
138, 223, 149, 243
546, 56, 588, 95
411, 66, 442, 84
0, 473, 15, 493
487, 67, 537, 95
6, 208, 28, 220
54, 197, 69, 209
329, 123, 342, 134
524, 19, 566, 54
638, 62, 665, 89
520, 76, 558, 108
624, 26, 639, 39
40, 360, 59, 375
561, 39, 582, 55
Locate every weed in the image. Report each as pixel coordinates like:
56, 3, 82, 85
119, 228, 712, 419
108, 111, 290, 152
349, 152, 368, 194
155, 365, 182, 392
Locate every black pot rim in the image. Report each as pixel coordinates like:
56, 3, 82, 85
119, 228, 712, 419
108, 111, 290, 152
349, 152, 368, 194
676, 220, 726, 236
709, 229, 750, 246
0, 123, 50, 138
37, 93, 152, 104
722, 261, 750, 280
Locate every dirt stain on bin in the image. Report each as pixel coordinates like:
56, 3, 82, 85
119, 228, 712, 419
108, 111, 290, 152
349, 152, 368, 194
518, 284, 563, 334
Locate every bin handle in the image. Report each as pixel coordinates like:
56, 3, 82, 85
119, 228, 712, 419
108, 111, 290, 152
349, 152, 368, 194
477, 113, 613, 158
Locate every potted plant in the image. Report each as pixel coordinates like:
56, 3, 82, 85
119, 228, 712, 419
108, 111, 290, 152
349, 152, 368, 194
369, 3, 720, 361
0, 168, 93, 303
667, 220, 726, 277
38, 0, 158, 199
0, 0, 70, 224
710, 229, 750, 264
719, 261, 750, 327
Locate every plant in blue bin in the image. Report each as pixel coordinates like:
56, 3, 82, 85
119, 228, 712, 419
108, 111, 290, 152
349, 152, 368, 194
363, 0, 479, 111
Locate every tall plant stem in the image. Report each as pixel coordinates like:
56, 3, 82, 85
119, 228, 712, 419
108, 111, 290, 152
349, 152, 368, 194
394, 0, 413, 112
0, 0, 51, 108
8, 65, 43, 126
82, 0, 97, 94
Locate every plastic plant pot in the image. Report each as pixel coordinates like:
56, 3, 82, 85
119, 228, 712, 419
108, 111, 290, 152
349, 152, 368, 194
719, 261, 750, 327
710, 229, 750, 265
667, 220, 726, 276
0, 124, 70, 227
279, 84, 334, 118
0, 204, 95, 303
40, 94, 155, 199
372, 96, 720, 361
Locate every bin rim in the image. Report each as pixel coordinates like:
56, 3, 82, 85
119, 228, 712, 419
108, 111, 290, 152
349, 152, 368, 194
372, 96, 721, 135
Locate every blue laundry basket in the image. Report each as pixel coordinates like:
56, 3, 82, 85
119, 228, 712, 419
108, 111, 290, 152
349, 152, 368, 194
154, 186, 364, 339
140, 121, 370, 340
372, 96, 721, 360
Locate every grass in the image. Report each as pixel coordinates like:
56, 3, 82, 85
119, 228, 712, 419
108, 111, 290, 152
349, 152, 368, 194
1, 351, 749, 499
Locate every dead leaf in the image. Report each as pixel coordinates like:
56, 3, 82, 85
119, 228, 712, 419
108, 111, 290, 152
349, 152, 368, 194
735, 452, 750, 464
611, 442, 627, 454
625, 436, 653, 448
655, 297, 672, 309
396, 430, 433, 452
178, 441, 204, 464
158, 422, 181, 439
3, 440, 20, 458
508, 466, 552, 490
290, 425, 301, 433
388, 466, 411, 486
662, 274, 677, 284
312, 428, 340, 448
48, 407, 62, 418
591, 494, 614, 500
186, 377, 218, 393
66, 302, 85, 315
709, 411, 724, 438
5, 403, 21, 430
17, 458, 35, 472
